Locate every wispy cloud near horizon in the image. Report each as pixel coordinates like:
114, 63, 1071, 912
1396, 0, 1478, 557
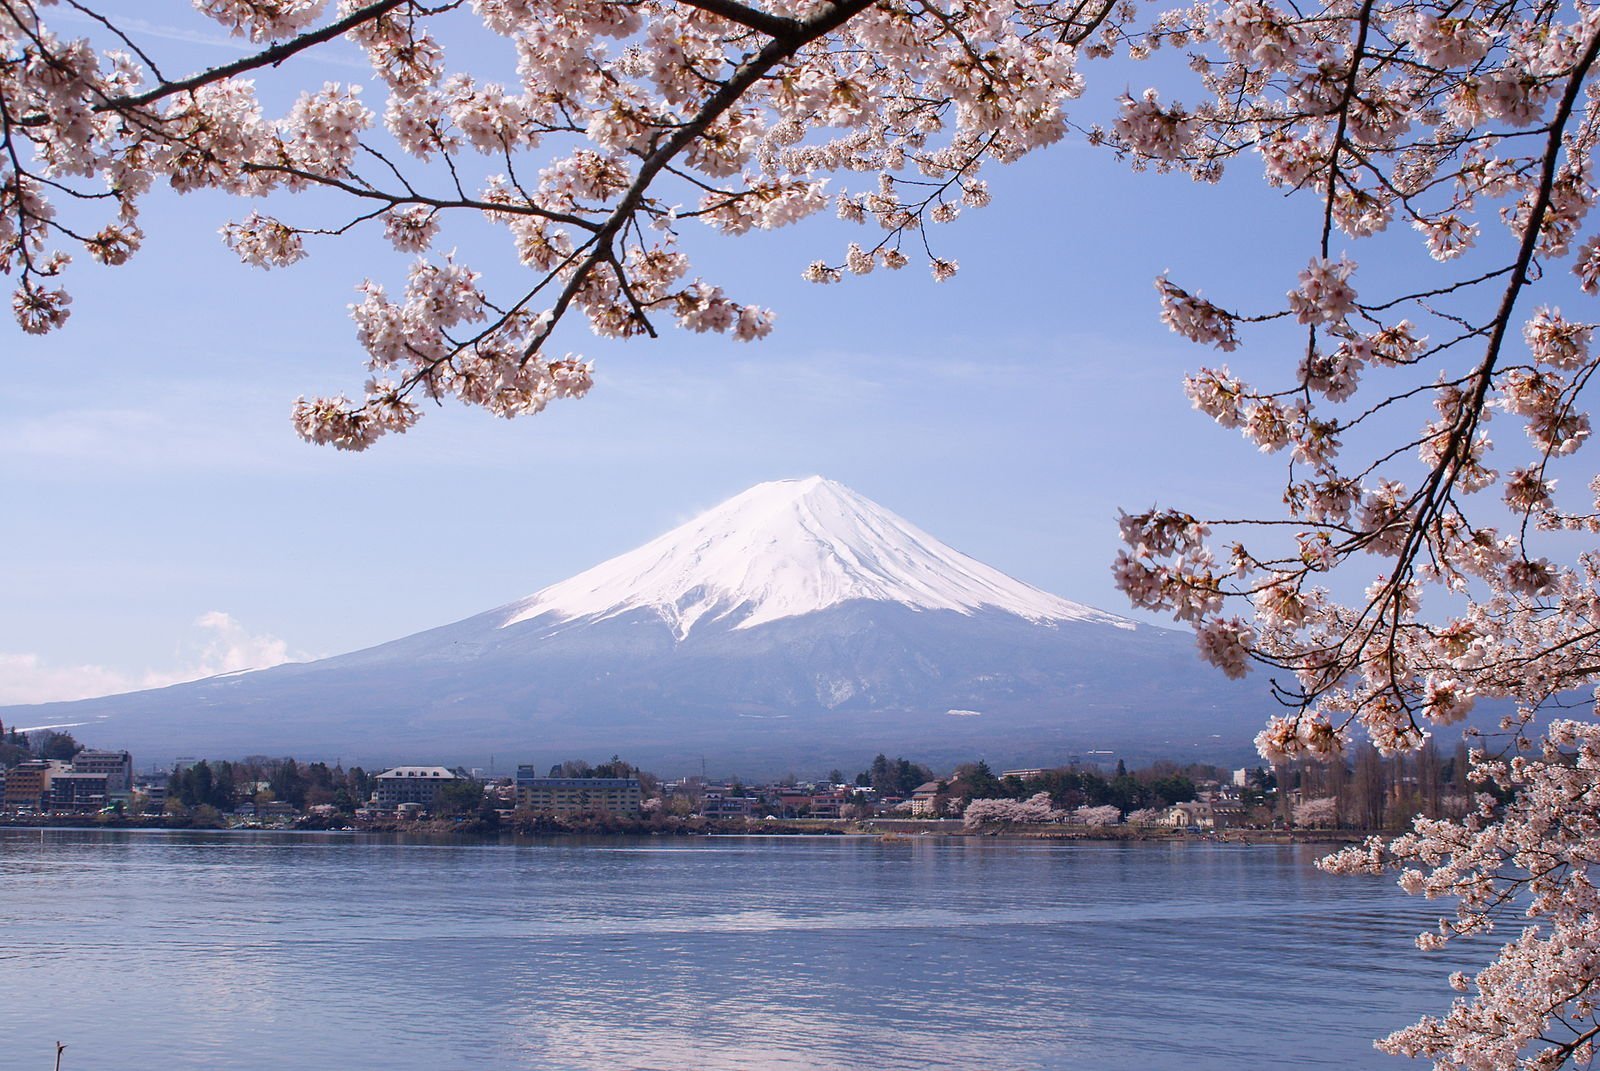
0, 612, 304, 706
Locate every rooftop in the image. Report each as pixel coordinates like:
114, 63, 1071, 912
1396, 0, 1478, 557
376, 766, 457, 780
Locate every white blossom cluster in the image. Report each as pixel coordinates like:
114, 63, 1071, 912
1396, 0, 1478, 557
1292, 795, 1337, 826
1089, 0, 1600, 1059
13, 0, 1600, 1058
1, 0, 1112, 444
1322, 723, 1600, 1068
1070, 803, 1123, 826
961, 792, 1067, 827
1104, 0, 1600, 769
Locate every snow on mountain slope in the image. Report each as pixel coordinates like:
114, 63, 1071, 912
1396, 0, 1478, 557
0, 476, 1261, 769
501, 476, 1136, 639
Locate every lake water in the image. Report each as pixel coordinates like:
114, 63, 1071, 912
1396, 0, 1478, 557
0, 830, 1459, 1070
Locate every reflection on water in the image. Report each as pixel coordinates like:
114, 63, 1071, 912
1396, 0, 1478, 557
0, 832, 1454, 1070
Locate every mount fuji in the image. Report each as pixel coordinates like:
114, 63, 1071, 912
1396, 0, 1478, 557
501, 477, 1133, 638
7, 478, 1265, 773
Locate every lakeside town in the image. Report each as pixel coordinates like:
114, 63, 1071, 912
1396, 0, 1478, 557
0, 719, 1485, 837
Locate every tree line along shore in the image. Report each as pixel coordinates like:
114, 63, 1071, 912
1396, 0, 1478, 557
2, 725, 1469, 841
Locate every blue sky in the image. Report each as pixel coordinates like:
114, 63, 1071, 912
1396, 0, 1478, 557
1, 8, 1327, 704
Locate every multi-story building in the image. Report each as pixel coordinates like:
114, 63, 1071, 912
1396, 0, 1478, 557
808, 788, 852, 818
70, 750, 133, 795
1203, 784, 1248, 828
2, 760, 64, 812
50, 771, 110, 813
134, 779, 168, 814
515, 776, 641, 815
774, 789, 812, 816
700, 792, 758, 819
909, 781, 946, 817
373, 766, 458, 810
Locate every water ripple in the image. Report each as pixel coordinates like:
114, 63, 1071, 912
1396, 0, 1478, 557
2, 831, 1460, 1071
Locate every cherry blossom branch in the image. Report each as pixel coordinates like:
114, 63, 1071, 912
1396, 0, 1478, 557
518, 0, 880, 362
11, 0, 409, 128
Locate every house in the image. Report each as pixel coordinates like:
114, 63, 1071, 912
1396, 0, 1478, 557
807, 788, 851, 818
700, 792, 758, 819
774, 789, 813, 817
1162, 801, 1215, 830
1204, 784, 1248, 828
373, 766, 458, 810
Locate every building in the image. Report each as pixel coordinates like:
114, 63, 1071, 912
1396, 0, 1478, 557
373, 766, 458, 810
135, 780, 168, 814
774, 789, 813, 817
70, 750, 133, 795
516, 777, 641, 815
700, 792, 758, 819
908, 781, 945, 817
1162, 801, 1215, 830
3, 760, 65, 812
50, 771, 110, 813
1204, 784, 1248, 828
806, 788, 851, 818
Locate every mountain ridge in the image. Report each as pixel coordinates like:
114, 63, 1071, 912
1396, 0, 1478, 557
2, 479, 1264, 773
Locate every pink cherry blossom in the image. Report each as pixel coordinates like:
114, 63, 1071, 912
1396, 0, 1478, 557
13, 2, 1600, 1059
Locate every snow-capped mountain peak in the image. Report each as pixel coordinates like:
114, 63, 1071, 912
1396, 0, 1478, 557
500, 476, 1136, 639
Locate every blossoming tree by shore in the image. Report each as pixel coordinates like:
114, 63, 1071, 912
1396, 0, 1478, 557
8, 0, 1600, 1065
963, 792, 1067, 826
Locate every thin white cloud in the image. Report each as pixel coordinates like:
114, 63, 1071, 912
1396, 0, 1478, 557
0, 612, 303, 705
51, 11, 257, 53
0, 402, 306, 475
0, 654, 137, 706
45, 9, 369, 69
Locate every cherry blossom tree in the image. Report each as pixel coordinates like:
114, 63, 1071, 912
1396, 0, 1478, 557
1092, 0, 1600, 1064
963, 792, 1065, 826
1292, 795, 1338, 827
11, 0, 1600, 1065
0, 0, 1098, 447
1125, 806, 1166, 826
1071, 802, 1123, 825
1326, 722, 1600, 1066
960, 796, 1009, 827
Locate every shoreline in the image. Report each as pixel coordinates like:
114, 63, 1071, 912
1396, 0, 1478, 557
0, 813, 1367, 844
